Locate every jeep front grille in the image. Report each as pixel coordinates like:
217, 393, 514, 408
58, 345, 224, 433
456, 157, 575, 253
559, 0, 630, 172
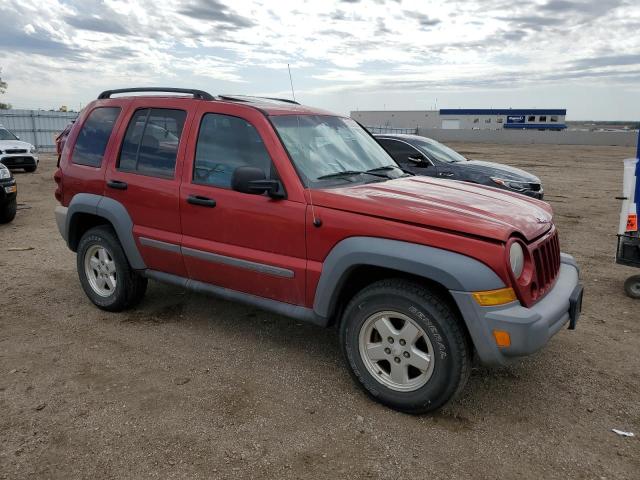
531, 229, 560, 299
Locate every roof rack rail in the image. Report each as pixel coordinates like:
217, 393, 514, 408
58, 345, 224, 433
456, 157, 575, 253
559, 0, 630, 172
219, 95, 300, 105
98, 88, 215, 101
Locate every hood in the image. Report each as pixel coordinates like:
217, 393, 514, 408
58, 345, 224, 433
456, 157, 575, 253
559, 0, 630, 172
0, 140, 33, 150
313, 176, 553, 242
461, 160, 540, 183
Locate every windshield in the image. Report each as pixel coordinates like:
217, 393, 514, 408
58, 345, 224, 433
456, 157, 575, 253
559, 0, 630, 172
0, 128, 18, 141
412, 138, 467, 163
271, 115, 402, 187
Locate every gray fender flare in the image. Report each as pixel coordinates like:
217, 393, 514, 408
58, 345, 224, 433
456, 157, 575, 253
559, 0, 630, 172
312, 237, 505, 319
66, 193, 146, 270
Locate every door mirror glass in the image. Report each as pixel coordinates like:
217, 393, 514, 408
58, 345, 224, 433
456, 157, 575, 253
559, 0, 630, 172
231, 166, 285, 198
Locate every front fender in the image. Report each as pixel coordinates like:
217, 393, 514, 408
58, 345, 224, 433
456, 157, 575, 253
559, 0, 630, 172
312, 237, 505, 319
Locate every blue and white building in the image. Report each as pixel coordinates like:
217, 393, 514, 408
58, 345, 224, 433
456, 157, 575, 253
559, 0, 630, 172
351, 108, 567, 132
439, 109, 567, 131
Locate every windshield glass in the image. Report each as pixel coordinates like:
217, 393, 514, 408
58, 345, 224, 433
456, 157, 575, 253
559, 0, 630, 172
271, 115, 402, 187
412, 138, 467, 163
0, 128, 18, 141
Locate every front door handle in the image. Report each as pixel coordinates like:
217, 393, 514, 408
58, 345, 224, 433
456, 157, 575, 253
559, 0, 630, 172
439, 172, 455, 177
187, 195, 216, 207
107, 180, 128, 190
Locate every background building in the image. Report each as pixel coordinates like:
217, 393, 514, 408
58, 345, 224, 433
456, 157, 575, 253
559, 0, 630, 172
351, 108, 567, 131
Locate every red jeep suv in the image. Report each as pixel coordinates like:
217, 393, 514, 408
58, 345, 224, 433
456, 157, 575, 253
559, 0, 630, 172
54, 88, 583, 413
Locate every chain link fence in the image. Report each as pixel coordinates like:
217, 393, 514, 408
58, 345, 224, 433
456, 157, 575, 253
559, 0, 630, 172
364, 126, 418, 135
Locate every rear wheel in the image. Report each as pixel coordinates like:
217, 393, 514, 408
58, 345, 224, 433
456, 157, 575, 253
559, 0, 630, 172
77, 226, 147, 311
340, 279, 472, 414
624, 275, 640, 299
0, 197, 17, 224
24, 165, 37, 173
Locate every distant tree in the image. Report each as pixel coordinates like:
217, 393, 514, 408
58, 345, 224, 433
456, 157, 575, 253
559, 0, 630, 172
0, 68, 9, 108
0, 68, 6, 95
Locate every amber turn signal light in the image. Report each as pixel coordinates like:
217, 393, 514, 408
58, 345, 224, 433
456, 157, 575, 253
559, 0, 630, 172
472, 287, 517, 306
492, 330, 511, 348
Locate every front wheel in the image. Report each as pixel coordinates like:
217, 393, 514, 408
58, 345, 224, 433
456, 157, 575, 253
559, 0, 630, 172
77, 226, 147, 311
24, 165, 37, 173
624, 275, 640, 299
340, 279, 472, 414
0, 197, 17, 224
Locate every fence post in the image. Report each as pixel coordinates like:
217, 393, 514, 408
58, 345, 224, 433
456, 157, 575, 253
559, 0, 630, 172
30, 110, 38, 150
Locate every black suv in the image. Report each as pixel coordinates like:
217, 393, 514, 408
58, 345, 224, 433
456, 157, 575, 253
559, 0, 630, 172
0, 163, 17, 223
375, 134, 543, 199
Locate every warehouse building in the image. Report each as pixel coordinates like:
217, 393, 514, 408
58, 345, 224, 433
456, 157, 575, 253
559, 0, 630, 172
351, 108, 567, 131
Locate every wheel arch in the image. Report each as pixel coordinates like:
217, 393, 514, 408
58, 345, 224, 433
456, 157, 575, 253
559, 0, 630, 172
66, 193, 146, 269
313, 237, 505, 323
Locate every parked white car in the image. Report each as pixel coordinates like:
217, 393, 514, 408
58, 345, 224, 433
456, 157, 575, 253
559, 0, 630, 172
0, 125, 39, 172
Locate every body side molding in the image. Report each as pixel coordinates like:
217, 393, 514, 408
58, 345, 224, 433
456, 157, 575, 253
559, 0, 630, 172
144, 270, 324, 325
313, 237, 505, 319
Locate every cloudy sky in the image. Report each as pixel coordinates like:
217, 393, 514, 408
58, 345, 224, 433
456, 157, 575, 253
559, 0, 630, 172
0, 0, 639, 120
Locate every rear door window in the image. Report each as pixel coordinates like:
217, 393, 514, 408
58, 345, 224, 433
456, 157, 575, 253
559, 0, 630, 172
118, 108, 186, 178
72, 107, 121, 167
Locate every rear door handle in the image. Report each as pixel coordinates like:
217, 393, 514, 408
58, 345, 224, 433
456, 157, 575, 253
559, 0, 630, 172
439, 172, 455, 177
107, 180, 128, 190
187, 195, 216, 207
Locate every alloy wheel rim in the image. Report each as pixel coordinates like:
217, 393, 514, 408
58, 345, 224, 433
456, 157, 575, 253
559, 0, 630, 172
84, 245, 117, 297
358, 310, 435, 392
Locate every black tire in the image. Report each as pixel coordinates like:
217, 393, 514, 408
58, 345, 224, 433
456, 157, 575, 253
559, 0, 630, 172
624, 275, 640, 299
77, 225, 147, 311
340, 279, 472, 414
24, 165, 37, 173
0, 197, 17, 224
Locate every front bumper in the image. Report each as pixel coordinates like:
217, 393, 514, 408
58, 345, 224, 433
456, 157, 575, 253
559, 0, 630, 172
0, 154, 38, 169
451, 253, 581, 366
525, 189, 544, 200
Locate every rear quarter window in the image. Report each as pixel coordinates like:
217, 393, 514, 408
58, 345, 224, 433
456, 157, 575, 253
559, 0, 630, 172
71, 107, 121, 167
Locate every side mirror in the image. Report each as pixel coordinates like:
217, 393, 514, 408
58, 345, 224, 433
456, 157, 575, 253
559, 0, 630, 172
231, 166, 285, 199
408, 153, 428, 166
15, 135, 20, 140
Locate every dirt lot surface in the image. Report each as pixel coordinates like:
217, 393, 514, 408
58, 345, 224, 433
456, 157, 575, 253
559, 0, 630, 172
1, 145, 639, 479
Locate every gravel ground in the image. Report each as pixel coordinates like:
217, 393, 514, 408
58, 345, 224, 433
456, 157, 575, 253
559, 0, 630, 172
1, 145, 639, 479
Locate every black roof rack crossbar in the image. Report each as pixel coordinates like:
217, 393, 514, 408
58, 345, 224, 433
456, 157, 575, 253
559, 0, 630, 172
98, 88, 215, 100
219, 94, 300, 105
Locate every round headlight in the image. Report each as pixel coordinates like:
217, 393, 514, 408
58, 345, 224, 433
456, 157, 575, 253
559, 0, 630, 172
509, 242, 525, 278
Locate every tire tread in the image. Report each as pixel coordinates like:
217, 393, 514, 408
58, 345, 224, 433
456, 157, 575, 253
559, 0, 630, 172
341, 278, 472, 414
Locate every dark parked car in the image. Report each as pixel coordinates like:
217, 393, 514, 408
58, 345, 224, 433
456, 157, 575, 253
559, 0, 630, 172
375, 134, 543, 199
0, 163, 17, 223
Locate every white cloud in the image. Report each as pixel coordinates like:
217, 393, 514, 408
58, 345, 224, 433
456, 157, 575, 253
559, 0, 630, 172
0, 0, 638, 119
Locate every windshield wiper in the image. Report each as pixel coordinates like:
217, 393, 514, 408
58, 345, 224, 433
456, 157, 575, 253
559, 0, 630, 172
317, 170, 388, 180
367, 165, 414, 177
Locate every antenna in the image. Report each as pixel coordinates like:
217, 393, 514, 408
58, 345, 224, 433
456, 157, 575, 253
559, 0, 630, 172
287, 64, 296, 102
307, 187, 322, 227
